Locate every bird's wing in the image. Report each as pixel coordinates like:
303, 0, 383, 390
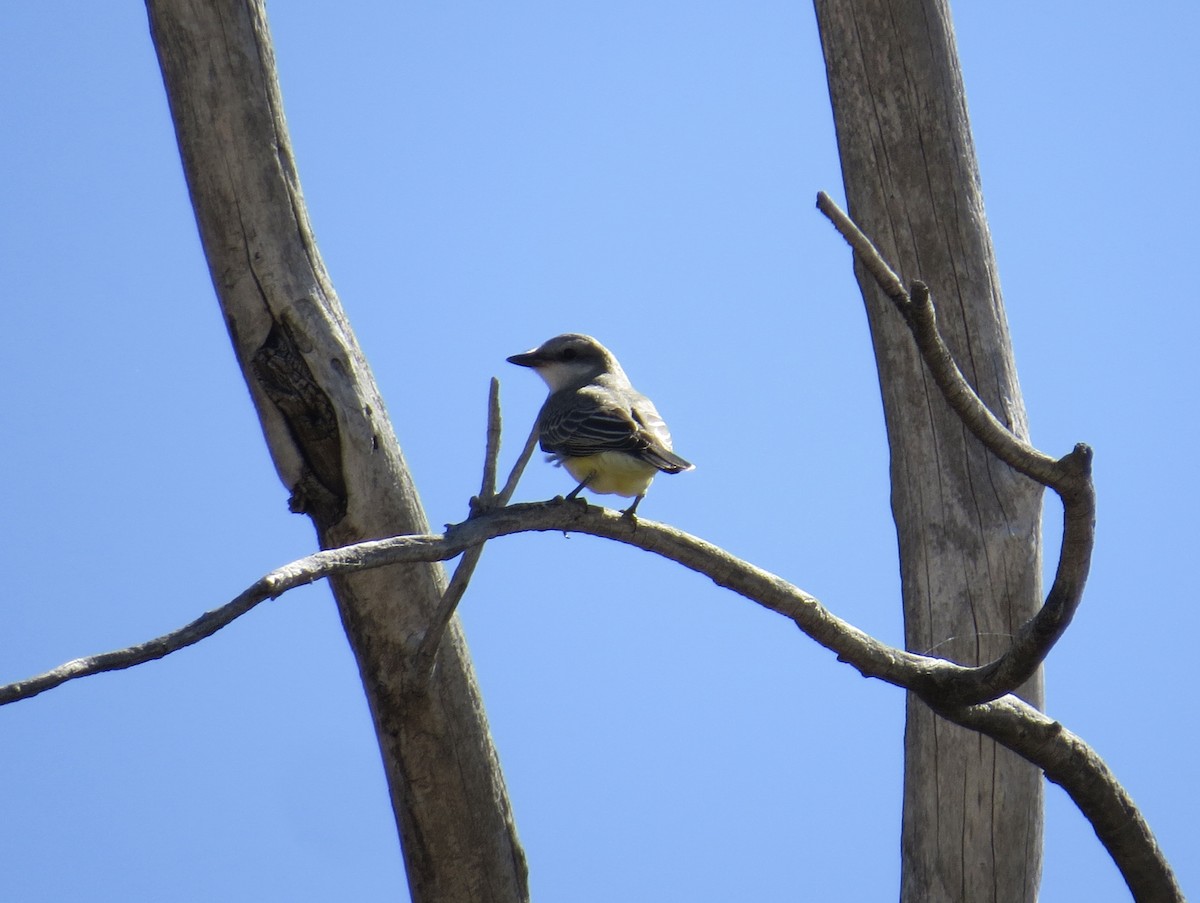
630, 406, 693, 473
539, 388, 693, 474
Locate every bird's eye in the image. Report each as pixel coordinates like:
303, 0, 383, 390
560, 348, 577, 361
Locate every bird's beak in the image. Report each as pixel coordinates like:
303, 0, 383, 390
506, 350, 543, 368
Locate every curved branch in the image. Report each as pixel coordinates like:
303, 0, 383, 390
817, 192, 1097, 706
0, 550, 349, 705
816, 193, 1066, 485
0, 503, 955, 706
0, 500, 1177, 898
0, 502, 1069, 710
937, 697, 1183, 901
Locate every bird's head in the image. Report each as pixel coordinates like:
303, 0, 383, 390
506, 333, 621, 392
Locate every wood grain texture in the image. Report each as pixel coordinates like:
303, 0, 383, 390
814, 1, 1045, 899
144, 2, 528, 900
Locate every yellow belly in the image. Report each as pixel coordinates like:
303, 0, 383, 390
561, 452, 658, 497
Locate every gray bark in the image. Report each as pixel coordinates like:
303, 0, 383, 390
144, 2, 528, 901
813, 1, 1045, 900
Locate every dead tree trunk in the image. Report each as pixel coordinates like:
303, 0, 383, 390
814, 1, 1045, 899
144, 2, 528, 901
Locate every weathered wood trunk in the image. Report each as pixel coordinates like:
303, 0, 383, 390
813, 1, 1045, 899
145, 2, 528, 900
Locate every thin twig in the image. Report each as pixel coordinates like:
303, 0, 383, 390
481, 377, 502, 501
816, 191, 906, 302
0, 535, 450, 706
412, 384, 541, 678
496, 416, 541, 506
902, 281, 1064, 488
817, 192, 1066, 489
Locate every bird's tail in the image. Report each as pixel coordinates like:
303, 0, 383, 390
644, 447, 694, 474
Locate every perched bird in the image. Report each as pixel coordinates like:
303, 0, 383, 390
507, 333, 693, 516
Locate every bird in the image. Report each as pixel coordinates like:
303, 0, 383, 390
507, 333, 694, 517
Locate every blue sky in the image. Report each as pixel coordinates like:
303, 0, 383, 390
2, 3, 1196, 900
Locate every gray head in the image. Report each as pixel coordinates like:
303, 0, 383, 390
506, 333, 626, 392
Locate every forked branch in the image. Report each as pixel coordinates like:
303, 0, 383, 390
414, 379, 540, 679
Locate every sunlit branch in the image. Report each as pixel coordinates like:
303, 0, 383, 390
413, 380, 541, 678
0, 497, 1172, 899
816, 191, 1096, 706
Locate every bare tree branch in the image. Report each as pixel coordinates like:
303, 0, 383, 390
817, 192, 1097, 707
0, 493, 1088, 723
481, 377, 503, 501
0, 542, 390, 706
0, 502, 977, 707
937, 697, 1183, 902
496, 416, 542, 505
817, 193, 1062, 485
414, 381, 539, 679
0, 498, 1178, 898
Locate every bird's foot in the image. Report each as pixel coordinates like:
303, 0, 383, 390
620, 495, 645, 519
